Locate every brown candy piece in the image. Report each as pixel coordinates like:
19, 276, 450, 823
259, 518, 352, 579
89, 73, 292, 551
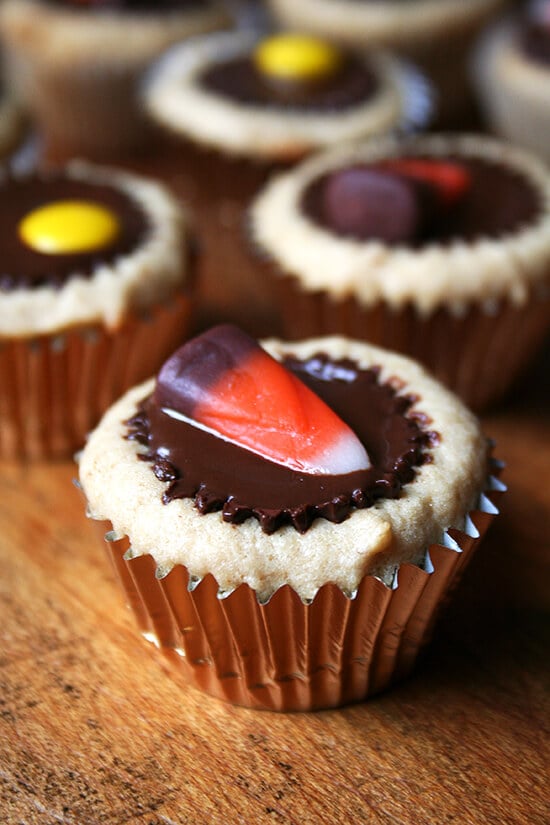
321, 166, 424, 243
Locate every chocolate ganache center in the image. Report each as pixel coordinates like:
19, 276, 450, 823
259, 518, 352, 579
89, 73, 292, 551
0, 174, 149, 290
199, 54, 380, 112
126, 353, 437, 534
301, 156, 542, 246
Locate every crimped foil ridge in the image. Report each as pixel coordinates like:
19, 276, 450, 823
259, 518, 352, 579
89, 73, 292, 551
0, 294, 191, 459
97, 463, 503, 711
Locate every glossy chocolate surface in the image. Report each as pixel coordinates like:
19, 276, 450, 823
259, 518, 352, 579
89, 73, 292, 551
302, 156, 542, 245
199, 54, 379, 111
0, 174, 148, 290
126, 352, 436, 534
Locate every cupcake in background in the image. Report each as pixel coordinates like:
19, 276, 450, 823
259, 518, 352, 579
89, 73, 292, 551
249, 133, 550, 411
143, 29, 432, 335
0, 0, 231, 160
78, 324, 504, 712
267, 0, 507, 125
0, 160, 193, 459
473, 0, 550, 164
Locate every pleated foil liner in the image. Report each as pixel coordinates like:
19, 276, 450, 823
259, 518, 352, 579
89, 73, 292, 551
96, 459, 505, 712
270, 270, 550, 412
0, 293, 192, 460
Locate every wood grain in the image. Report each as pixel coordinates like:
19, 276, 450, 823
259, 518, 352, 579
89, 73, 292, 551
1, 342, 549, 824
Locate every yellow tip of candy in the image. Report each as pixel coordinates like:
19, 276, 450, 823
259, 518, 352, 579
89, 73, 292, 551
253, 34, 342, 82
19, 200, 120, 255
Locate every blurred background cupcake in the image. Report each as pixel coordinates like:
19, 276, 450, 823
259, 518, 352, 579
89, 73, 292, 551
0, 159, 193, 459
249, 132, 550, 410
0, 0, 231, 160
266, 0, 508, 126
79, 325, 503, 711
143, 29, 432, 335
474, 0, 550, 164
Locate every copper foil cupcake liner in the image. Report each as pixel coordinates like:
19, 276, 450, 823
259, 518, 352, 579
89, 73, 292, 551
270, 271, 550, 411
91, 459, 504, 712
0, 294, 192, 460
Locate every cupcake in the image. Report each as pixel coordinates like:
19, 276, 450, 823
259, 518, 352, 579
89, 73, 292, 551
249, 133, 550, 411
0, 0, 230, 159
474, 1, 550, 165
266, 0, 506, 125
78, 324, 503, 712
0, 160, 193, 459
143, 30, 430, 335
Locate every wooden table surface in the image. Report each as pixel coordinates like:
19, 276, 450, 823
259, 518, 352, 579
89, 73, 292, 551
2, 136, 550, 823
1, 349, 548, 825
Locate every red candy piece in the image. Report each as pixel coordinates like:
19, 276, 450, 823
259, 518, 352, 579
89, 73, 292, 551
155, 325, 371, 476
380, 158, 471, 206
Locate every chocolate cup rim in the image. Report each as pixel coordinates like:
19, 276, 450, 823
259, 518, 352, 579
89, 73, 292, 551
94, 455, 505, 606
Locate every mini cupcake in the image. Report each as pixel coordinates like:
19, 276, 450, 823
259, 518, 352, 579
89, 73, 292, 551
0, 0, 230, 158
0, 160, 193, 459
78, 324, 503, 712
266, 0, 506, 125
474, 1, 550, 164
249, 133, 550, 411
143, 30, 430, 334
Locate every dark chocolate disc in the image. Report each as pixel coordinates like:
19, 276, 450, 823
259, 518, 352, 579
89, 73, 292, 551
0, 172, 148, 290
302, 156, 542, 247
127, 346, 437, 534
199, 54, 379, 112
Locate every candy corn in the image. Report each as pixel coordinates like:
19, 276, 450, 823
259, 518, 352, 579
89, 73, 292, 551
154, 325, 371, 476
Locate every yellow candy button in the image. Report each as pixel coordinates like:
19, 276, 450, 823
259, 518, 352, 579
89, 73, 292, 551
19, 200, 120, 255
253, 34, 342, 82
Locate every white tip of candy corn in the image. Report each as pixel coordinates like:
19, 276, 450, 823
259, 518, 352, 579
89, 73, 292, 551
303, 431, 371, 476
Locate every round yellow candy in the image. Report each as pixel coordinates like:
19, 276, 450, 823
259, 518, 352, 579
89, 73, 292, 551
19, 200, 120, 255
253, 34, 342, 82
